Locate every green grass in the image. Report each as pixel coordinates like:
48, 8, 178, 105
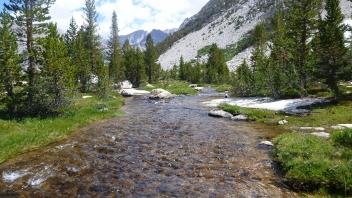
139, 81, 198, 96
0, 93, 124, 164
210, 84, 232, 92
218, 104, 278, 122
274, 132, 352, 195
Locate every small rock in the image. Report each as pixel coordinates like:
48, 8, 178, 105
208, 110, 233, 119
189, 84, 198, 88
82, 95, 93, 99
231, 114, 248, 121
259, 141, 274, 147
278, 120, 288, 125
310, 132, 330, 138
194, 87, 204, 91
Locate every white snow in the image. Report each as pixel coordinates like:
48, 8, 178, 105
203, 97, 325, 112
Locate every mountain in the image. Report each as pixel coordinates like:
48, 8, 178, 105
120, 29, 177, 49
158, 0, 352, 70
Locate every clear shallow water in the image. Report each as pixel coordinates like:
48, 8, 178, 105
0, 91, 297, 197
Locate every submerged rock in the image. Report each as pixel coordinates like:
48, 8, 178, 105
208, 110, 234, 119
2, 169, 29, 183
149, 89, 175, 99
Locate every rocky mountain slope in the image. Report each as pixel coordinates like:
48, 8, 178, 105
158, 0, 352, 71
120, 29, 177, 49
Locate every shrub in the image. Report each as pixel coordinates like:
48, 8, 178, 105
332, 129, 352, 147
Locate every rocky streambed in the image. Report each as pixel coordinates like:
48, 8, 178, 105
0, 89, 297, 197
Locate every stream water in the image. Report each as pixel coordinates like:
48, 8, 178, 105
0, 89, 297, 197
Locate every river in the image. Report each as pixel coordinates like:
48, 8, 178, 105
0, 89, 297, 197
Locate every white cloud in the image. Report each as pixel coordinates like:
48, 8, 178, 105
49, 0, 209, 37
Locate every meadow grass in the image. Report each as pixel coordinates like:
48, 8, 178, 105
140, 80, 198, 95
0, 93, 124, 164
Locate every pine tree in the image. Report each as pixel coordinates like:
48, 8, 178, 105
5, 0, 55, 112
206, 44, 229, 84
65, 17, 78, 58
145, 34, 160, 83
0, 10, 22, 116
123, 42, 146, 87
170, 64, 179, 80
74, 26, 90, 92
39, 23, 75, 114
179, 56, 186, 80
233, 59, 254, 96
251, 22, 268, 93
285, 0, 323, 95
108, 11, 124, 83
316, 0, 347, 97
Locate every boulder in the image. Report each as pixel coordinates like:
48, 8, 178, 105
117, 81, 133, 89
189, 84, 198, 88
194, 87, 204, 91
278, 120, 288, 125
149, 89, 175, 99
310, 132, 330, 138
337, 124, 352, 129
208, 110, 234, 119
231, 114, 248, 121
331, 125, 346, 130
299, 127, 325, 131
121, 89, 150, 97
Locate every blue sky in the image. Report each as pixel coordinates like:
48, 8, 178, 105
0, 0, 208, 36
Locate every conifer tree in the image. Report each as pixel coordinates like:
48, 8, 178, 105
285, 0, 322, 94
206, 44, 229, 84
233, 59, 254, 96
170, 64, 179, 80
179, 56, 186, 80
0, 10, 22, 116
316, 0, 347, 97
39, 23, 74, 114
65, 17, 78, 58
123, 41, 146, 87
145, 34, 160, 83
108, 11, 124, 83
74, 27, 90, 92
5, 0, 55, 112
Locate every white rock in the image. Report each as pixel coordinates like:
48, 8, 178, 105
120, 89, 150, 97
208, 110, 234, 119
278, 120, 288, 125
194, 87, 204, 91
82, 95, 93, 99
338, 124, 352, 129
231, 114, 248, 121
331, 125, 346, 130
150, 89, 175, 99
189, 84, 198, 88
118, 80, 133, 89
259, 141, 274, 147
310, 132, 330, 138
299, 127, 325, 131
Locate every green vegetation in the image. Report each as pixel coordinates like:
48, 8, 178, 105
218, 104, 276, 122
140, 81, 198, 96
0, 94, 124, 163
209, 84, 232, 92
332, 129, 352, 147
274, 132, 352, 195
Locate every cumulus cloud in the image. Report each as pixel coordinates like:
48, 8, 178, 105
47, 0, 208, 37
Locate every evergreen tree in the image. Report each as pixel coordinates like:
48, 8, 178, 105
108, 11, 124, 83
179, 56, 186, 80
206, 44, 229, 84
170, 64, 179, 80
145, 34, 160, 83
74, 26, 90, 92
251, 22, 268, 93
39, 23, 75, 114
64, 17, 78, 58
285, 0, 322, 95
316, 0, 348, 97
233, 59, 254, 96
0, 10, 22, 116
5, 0, 55, 112
123, 41, 146, 87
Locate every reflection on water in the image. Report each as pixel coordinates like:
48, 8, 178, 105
0, 90, 297, 197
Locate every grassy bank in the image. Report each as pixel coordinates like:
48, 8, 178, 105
140, 81, 198, 95
0, 93, 124, 164
218, 99, 352, 195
